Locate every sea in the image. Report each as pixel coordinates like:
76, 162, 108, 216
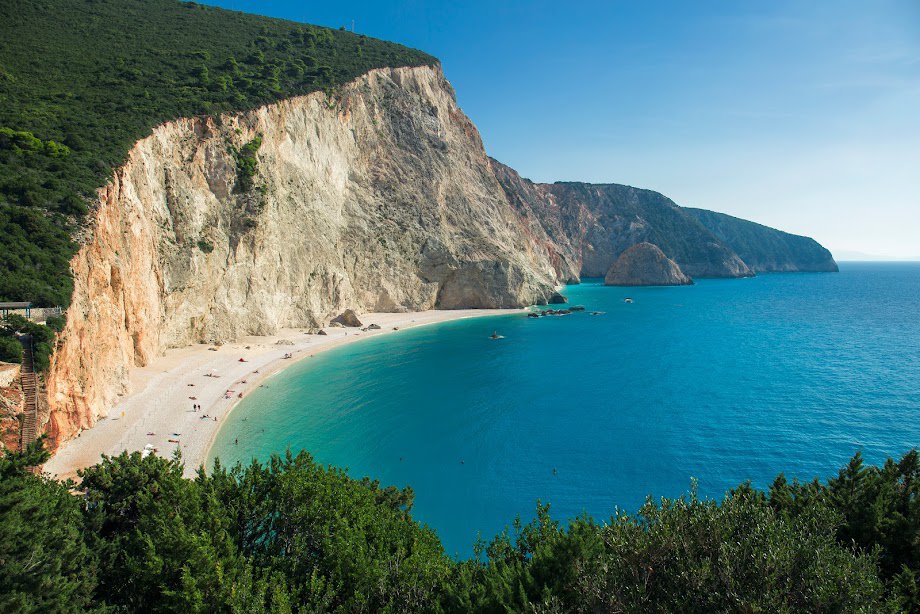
210, 262, 920, 557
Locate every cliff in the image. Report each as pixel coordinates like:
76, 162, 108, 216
0, 362, 23, 450
491, 161, 753, 279
604, 243, 693, 286
40, 64, 838, 449
44, 65, 562, 444
685, 208, 839, 272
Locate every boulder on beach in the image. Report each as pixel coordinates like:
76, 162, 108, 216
604, 242, 693, 286
331, 309, 363, 327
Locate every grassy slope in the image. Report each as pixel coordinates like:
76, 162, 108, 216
0, 0, 436, 306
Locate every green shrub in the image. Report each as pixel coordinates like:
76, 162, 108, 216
0, 336, 22, 363
32, 342, 52, 372
0, 315, 57, 371
0, 441, 97, 613
231, 135, 262, 192
0, 314, 29, 334
44, 314, 65, 332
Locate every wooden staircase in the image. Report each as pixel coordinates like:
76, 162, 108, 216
19, 335, 39, 449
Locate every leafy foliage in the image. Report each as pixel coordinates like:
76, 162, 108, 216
230, 135, 263, 192
0, 314, 57, 372
0, 0, 436, 306
0, 440, 98, 613
0, 335, 21, 363
0, 440, 916, 611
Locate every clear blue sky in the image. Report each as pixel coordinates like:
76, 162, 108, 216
206, 1, 919, 259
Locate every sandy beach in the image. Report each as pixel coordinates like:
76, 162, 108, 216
44, 309, 516, 479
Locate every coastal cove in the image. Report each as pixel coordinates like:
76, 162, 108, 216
44, 309, 516, 480
210, 263, 920, 557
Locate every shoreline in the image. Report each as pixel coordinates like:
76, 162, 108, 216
44, 308, 518, 479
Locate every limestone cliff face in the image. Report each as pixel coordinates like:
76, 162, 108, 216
492, 161, 753, 280
45, 65, 562, 446
684, 208, 839, 273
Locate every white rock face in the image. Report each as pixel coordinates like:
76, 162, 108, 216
45, 65, 566, 444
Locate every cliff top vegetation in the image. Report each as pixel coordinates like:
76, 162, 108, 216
0, 0, 436, 306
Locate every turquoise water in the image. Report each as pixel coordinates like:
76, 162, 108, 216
210, 262, 920, 557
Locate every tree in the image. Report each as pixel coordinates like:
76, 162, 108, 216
80, 451, 257, 612
0, 440, 98, 612
0, 335, 22, 363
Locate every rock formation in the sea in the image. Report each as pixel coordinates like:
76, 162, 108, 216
684, 208, 839, 272
548, 292, 568, 304
41, 63, 838, 449
604, 243, 693, 286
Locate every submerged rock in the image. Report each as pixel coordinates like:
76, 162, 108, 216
331, 309, 363, 327
604, 243, 693, 286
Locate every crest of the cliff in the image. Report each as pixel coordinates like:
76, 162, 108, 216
0, 0, 438, 310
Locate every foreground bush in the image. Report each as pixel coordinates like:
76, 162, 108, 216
0, 441, 916, 612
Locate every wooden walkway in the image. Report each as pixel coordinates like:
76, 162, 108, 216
19, 335, 39, 449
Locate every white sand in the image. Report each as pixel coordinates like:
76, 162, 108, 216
44, 309, 516, 479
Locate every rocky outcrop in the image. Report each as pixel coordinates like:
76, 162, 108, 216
0, 363, 23, 451
331, 310, 363, 328
548, 292, 568, 304
604, 243, 693, 286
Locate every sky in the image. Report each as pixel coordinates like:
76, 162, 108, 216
206, 1, 920, 259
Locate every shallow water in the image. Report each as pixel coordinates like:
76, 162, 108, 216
211, 262, 920, 556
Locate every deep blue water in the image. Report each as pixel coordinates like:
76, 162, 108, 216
210, 262, 920, 557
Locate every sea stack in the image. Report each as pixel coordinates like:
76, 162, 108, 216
604, 242, 693, 286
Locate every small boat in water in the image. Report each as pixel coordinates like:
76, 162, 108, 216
624, 298, 634, 303
489, 331, 505, 340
